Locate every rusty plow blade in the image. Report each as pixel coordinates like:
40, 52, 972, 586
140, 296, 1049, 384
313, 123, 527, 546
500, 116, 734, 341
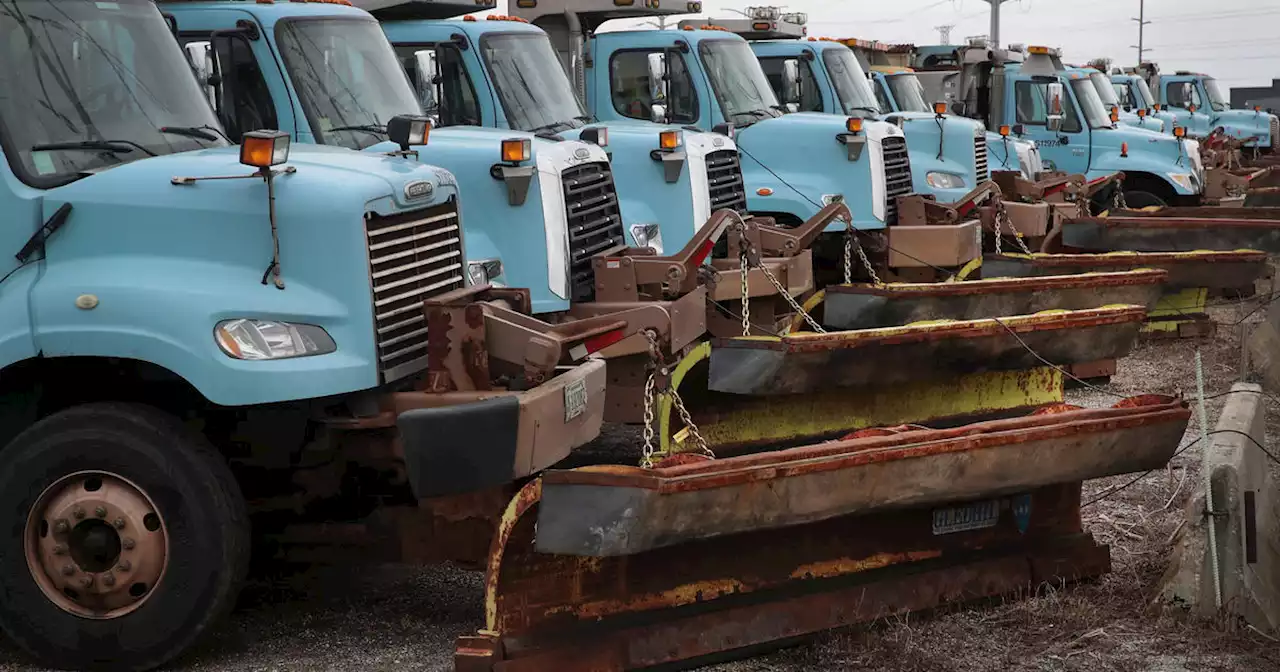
456, 396, 1189, 670
983, 250, 1268, 292
707, 305, 1146, 396
821, 270, 1165, 331
1063, 207, 1280, 254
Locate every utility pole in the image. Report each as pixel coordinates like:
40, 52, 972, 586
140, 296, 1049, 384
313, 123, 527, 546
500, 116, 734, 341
982, 0, 1012, 48
934, 24, 955, 45
1131, 0, 1151, 64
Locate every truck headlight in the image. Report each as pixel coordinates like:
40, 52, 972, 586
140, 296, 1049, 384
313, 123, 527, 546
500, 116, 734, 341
630, 223, 664, 254
467, 258, 505, 286
214, 319, 335, 360
926, 172, 966, 189
1168, 173, 1196, 192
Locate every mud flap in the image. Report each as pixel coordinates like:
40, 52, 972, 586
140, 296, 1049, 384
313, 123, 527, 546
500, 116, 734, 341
706, 305, 1146, 396
983, 251, 1268, 291
1064, 209, 1280, 253
821, 270, 1166, 331
457, 397, 1189, 670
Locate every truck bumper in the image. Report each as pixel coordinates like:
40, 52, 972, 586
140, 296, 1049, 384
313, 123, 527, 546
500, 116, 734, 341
396, 358, 607, 498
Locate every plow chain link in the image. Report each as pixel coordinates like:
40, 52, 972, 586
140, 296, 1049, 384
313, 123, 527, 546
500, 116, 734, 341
640, 329, 713, 469
1112, 186, 1128, 212
730, 214, 826, 334
990, 185, 1033, 256
842, 217, 881, 287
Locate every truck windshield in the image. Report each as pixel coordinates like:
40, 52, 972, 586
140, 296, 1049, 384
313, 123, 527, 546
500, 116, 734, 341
0, 0, 227, 184
1134, 78, 1157, 108
821, 48, 881, 116
699, 39, 782, 125
1090, 72, 1121, 108
1070, 79, 1112, 129
480, 33, 586, 133
885, 74, 930, 114
1203, 77, 1229, 112
276, 18, 423, 150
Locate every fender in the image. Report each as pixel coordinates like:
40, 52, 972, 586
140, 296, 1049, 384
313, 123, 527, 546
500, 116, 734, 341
1091, 150, 1199, 196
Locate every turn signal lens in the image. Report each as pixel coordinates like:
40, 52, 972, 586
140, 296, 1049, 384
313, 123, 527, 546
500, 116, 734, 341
659, 130, 684, 149
1120, 142, 1129, 157
1173, 126, 1186, 138
1153, 103, 1162, 111
1110, 107, 1119, 122
240, 130, 290, 169
933, 101, 948, 115
1137, 108, 1147, 118
999, 125, 1011, 137
846, 117, 863, 133
502, 138, 531, 163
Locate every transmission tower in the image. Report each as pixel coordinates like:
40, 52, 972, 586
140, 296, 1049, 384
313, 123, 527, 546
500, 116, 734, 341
934, 24, 955, 45
1131, 0, 1151, 64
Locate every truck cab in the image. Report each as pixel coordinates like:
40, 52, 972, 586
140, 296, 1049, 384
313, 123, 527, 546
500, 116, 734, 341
364, 5, 748, 258
164, 0, 623, 314
1078, 67, 1165, 134
697, 14, 991, 205
914, 44, 1206, 206
1109, 72, 1180, 134
1141, 64, 1279, 152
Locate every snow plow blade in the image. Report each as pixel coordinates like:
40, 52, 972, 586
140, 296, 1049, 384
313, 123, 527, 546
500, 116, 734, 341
455, 396, 1188, 670
1063, 207, 1280, 254
707, 305, 1146, 396
821, 270, 1165, 331
983, 251, 1268, 291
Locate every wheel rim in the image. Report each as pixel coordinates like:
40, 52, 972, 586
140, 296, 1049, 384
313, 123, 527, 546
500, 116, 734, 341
24, 471, 169, 619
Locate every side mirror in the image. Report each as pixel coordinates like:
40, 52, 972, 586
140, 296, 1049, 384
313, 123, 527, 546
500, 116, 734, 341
412, 49, 442, 120
1045, 81, 1065, 132
647, 51, 669, 123
780, 58, 803, 112
184, 41, 221, 113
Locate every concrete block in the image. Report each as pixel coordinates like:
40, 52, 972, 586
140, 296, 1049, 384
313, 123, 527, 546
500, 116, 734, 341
1158, 383, 1280, 630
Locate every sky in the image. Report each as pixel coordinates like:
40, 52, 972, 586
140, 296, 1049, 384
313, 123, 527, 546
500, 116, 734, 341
486, 0, 1280, 92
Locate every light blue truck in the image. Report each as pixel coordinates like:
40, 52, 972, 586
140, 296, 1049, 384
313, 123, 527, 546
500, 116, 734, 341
1077, 67, 1165, 134
0, 0, 614, 668
914, 44, 1207, 206
1109, 72, 1181, 135
361, 2, 760, 261
510, 0, 985, 278
1134, 62, 1279, 151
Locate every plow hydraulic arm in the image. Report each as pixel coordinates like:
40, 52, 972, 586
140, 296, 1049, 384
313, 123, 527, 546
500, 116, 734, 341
895, 180, 1003, 226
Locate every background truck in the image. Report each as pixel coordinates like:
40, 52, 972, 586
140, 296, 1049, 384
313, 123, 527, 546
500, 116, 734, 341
689, 11, 995, 205
1134, 61, 1279, 152
361, 1, 753, 260
1077, 66, 1166, 134
914, 44, 1207, 207
840, 36, 1044, 182
511, 0, 985, 281
1109, 71, 1181, 134
0, 0, 612, 668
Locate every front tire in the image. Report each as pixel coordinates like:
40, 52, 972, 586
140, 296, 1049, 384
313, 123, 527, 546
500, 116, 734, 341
0, 403, 248, 671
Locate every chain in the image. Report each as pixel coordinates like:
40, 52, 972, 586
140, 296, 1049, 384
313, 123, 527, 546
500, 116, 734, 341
1112, 186, 1128, 211
738, 236, 751, 337
992, 196, 1033, 255
839, 215, 881, 286
639, 330, 712, 468
758, 257, 825, 333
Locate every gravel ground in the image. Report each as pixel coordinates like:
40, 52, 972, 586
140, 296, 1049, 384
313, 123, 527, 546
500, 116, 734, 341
5, 299, 1280, 672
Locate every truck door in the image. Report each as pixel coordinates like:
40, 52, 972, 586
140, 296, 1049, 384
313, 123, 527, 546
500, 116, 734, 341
1163, 77, 1211, 137
1011, 77, 1090, 174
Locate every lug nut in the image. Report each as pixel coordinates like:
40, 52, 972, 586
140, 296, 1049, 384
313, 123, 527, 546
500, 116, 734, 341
52, 544, 67, 556
122, 538, 135, 550
94, 507, 107, 518
113, 518, 126, 530
116, 560, 131, 572
102, 572, 115, 587
61, 564, 75, 576
54, 519, 70, 534
72, 508, 85, 520
80, 575, 94, 588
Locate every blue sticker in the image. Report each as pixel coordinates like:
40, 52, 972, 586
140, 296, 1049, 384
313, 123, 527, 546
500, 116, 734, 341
1011, 494, 1033, 534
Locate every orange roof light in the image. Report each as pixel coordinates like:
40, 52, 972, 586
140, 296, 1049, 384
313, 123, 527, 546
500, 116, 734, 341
463, 14, 476, 21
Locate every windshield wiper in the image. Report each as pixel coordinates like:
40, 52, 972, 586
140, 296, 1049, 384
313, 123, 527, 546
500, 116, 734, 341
574, 114, 597, 124
329, 124, 387, 137
161, 125, 227, 143
529, 121, 574, 135
848, 106, 883, 115
30, 140, 157, 157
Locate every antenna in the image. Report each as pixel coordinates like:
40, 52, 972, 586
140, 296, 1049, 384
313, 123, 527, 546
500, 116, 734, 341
934, 24, 955, 45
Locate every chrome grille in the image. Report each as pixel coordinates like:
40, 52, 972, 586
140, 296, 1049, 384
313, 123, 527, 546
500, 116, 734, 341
365, 200, 465, 383
562, 161, 625, 302
882, 136, 913, 225
974, 133, 989, 182
705, 150, 748, 212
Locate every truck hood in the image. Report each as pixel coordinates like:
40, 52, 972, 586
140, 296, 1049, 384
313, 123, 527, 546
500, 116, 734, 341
1209, 109, 1275, 143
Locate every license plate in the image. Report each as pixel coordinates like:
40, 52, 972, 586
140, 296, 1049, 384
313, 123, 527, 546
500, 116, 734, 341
564, 378, 588, 422
931, 499, 1000, 536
